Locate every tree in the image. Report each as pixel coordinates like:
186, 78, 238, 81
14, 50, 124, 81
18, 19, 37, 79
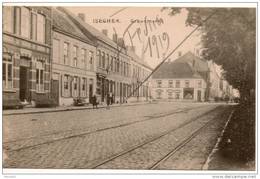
164, 8, 256, 103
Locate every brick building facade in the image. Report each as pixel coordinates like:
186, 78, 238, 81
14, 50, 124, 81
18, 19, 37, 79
3, 6, 52, 107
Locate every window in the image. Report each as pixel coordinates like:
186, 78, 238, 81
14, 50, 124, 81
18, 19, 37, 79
168, 92, 173, 99
89, 51, 94, 70
21, 7, 30, 38
168, 80, 173, 88
72, 76, 78, 97
176, 80, 180, 88
110, 56, 113, 71
81, 48, 86, 68
106, 54, 109, 70
73, 46, 78, 67
14, 7, 21, 35
63, 74, 70, 97
31, 13, 37, 40
3, 53, 13, 90
63, 42, 69, 65
102, 52, 105, 68
198, 80, 202, 88
37, 13, 45, 43
116, 58, 119, 73
185, 80, 189, 88
156, 91, 162, 99
36, 61, 44, 92
3, 6, 14, 33
53, 39, 60, 63
157, 80, 162, 88
81, 77, 87, 97
97, 50, 101, 67
64, 75, 69, 90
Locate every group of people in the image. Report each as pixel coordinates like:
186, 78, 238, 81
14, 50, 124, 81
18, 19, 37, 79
91, 92, 114, 109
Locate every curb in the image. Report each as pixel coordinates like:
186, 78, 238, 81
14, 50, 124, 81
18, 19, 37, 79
3, 102, 156, 116
202, 109, 235, 170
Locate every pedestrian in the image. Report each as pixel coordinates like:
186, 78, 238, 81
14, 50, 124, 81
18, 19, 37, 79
109, 92, 113, 105
92, 95, 98, 109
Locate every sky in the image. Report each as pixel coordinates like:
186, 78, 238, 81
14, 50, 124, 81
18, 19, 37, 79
66, 6, 202, 68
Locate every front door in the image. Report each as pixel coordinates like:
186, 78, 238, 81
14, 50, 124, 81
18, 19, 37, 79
197, 90, 202, 102
89, 83, 93, 103
51, 79, 59, 105
19, 66, 29, 101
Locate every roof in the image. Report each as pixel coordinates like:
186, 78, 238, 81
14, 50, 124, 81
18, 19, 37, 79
152, 61, 203, 79
127, 50, 153, 71
52, 7, 94, 45
174, 51, 209, 72
58, 7, 120, 49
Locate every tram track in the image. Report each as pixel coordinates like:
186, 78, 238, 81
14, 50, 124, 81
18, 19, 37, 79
4, 105, 211, 152
82, 106, 228, 169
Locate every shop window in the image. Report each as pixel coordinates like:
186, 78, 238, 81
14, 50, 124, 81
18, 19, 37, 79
3, 53, 13, 90
81, 77, 87, 97
36, 61, 44, 92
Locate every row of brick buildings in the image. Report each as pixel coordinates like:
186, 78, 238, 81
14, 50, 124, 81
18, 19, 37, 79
3, 6, 153, 107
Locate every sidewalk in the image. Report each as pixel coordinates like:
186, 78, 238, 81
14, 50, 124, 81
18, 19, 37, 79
3, 101, 155, 116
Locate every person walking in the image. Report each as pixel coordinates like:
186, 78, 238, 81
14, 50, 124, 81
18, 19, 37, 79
92, 95, 98, 109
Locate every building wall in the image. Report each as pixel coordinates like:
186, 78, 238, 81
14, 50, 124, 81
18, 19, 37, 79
3, 6, 52, 106
52, 31, 96, 106
95, 41, 133, 104
128, 59, 152, 102
151, 78, 206, 101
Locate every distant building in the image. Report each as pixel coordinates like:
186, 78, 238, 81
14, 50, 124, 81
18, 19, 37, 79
151, 53, 207, 101
3, 6, 52, 106
51, 8, 96, 106
151, 51, 235, 102
127, 47, 153, 102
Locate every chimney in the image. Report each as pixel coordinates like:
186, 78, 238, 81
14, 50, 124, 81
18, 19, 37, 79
78, 13, 85, 22
178, 51, 182, 57
117, 37, 125, 48
102, 29, 108, 36
112, 33, 118, 43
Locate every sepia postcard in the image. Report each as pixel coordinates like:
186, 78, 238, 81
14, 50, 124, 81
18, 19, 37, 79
1, 2, 257, 178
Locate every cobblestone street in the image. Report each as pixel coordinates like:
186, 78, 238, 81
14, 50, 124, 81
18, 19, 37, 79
3, 102, 233, 169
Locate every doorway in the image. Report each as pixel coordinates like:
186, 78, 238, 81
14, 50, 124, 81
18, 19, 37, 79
19, 66, 29, 101
197, 90, 202, 102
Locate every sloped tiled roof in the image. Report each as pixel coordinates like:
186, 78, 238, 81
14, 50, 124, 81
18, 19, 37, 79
52, 7, 94, 45
174, 51, 209, 72
58, 7, 119, 49
152, 61, 203, 79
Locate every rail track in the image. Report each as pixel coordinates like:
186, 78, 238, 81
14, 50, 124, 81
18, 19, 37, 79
86, 106, 232, 169
4, 105, 214, 153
